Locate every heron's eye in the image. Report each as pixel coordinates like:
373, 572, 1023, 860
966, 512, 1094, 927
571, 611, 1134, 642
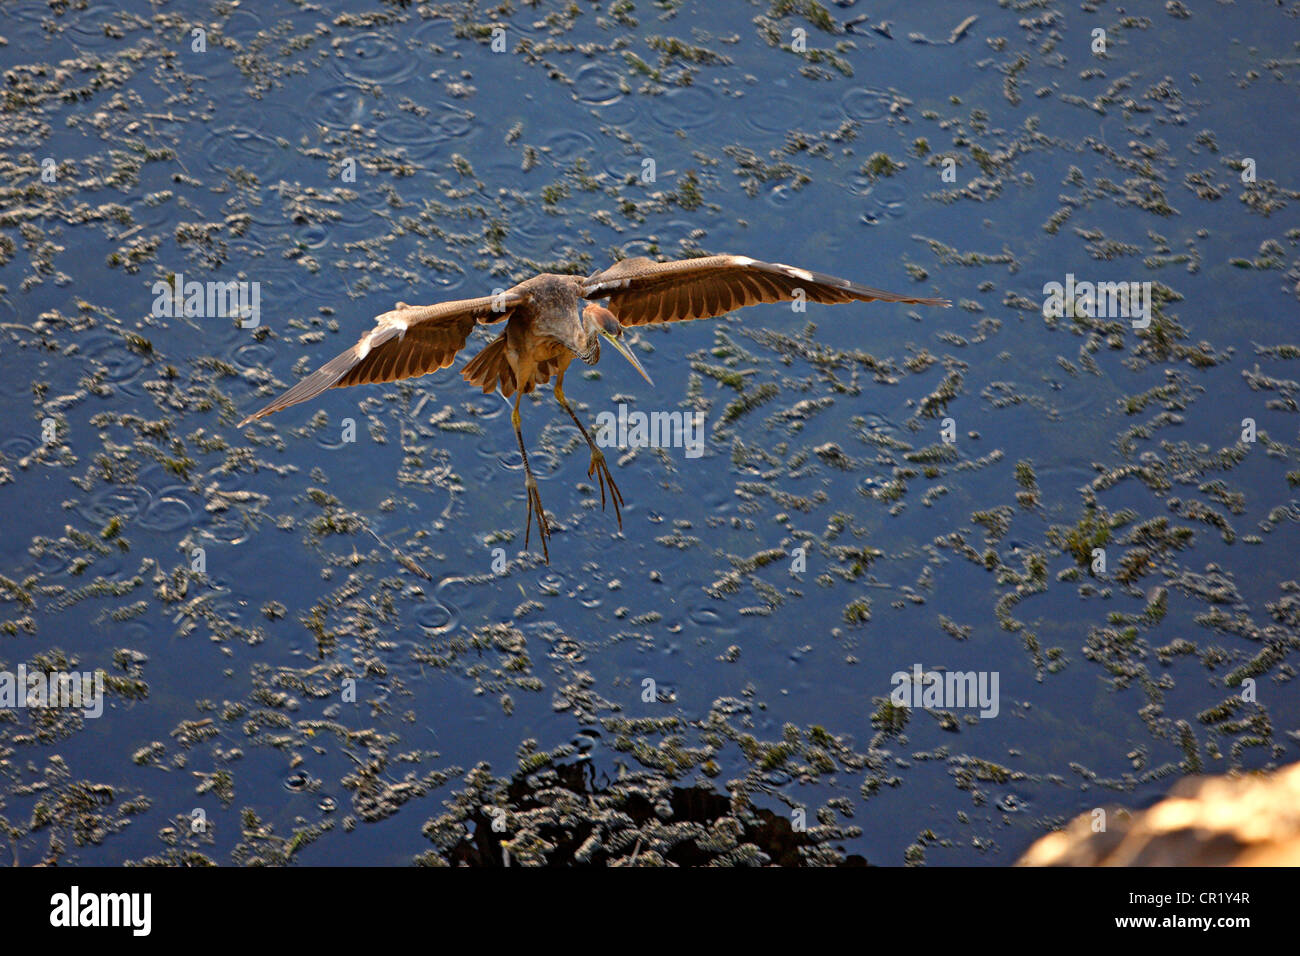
588, 305, 622, 336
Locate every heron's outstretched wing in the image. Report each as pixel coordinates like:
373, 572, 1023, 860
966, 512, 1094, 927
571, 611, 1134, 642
237, 293, 523, 426
581, 255, 949, 327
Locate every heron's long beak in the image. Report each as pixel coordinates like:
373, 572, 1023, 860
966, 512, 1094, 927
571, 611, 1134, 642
601, 330, 654, 386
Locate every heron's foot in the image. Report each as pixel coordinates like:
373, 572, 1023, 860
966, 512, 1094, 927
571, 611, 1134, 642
523, 476, 551, 562
587, 448, 624, 531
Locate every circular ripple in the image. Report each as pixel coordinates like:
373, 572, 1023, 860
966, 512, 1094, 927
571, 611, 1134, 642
505, 199, 548, 241
219, 7, 267, 45
114, 621, 154, 646
841, 87, 892, 122
765, 183, 799, 208
572, 62, 626, 107
861, 412, 898, 433
479, 443, 561, 481
197, 123, 299, 181
610, 237, 665, 261
671, 578, 733, 635
134, 465, 191, 497
136, 491, 195, 532
82, 549, 126, 579
64, 7, 131, 53
429, 104, 476, 141
461, 391, 510, 422
849, 174, 876, 196
647, 86, 718, 131
542, 129, 596, 165
0, 435, 40, 459
600, 148, 648, 182
433, 574, 479, 616
417, 268, 469, 299
416, 600, 457, 635
997, 793, 1026, 813
317, 427, 364, 451
688, 605, 723, 628
230, 343, 277, 374
129, 189, 183, 231
744, 91, 841, 133
335, 32, 419, 85
4, 3, 48, 23
293, 222, 331, 250
205, 513, 254, 546
873, 182, 908, 218
410, 17, 465, 51
32, 545, 71, 575
537, 571, 567, 594
376, 103, 474, 153
74, 486, 152, 525
82, 331, 145, 385
308, 85, 374, 128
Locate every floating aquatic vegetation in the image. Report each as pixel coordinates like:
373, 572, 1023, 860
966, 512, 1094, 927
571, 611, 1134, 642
0, 0, 1296, 869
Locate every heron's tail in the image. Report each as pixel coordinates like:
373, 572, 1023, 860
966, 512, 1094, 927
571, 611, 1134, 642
462, 334, 516, 397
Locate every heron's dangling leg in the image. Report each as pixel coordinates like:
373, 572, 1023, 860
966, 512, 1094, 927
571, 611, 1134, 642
554, 371, 623, 531
511, 392, 550, 562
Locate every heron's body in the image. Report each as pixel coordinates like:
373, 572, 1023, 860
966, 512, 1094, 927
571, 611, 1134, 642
238, 255, 948, 561
463, 274, 594, 399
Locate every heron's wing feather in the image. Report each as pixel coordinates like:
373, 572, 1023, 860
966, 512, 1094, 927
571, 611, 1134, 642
237, 293, 522, 425
581, 255, 948, 326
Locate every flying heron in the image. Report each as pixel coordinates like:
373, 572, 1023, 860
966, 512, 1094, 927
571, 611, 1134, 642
238, 255, 949, 561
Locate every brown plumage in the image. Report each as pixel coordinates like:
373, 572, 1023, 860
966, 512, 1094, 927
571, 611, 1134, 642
238, 254, 949, 561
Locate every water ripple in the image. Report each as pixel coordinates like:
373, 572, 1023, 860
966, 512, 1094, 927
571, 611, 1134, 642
375, 103, 475, 158
334, 32, 420, 85
542, 129, 596, 165
647, 86, 718, 131
75, 486, 153, 525
572, 62, 626, 107
63, 7, 129, 53
841, 87, 893, 122
136, 489, 195, 532
308, 85, 374, 129
745, 91, 841, 132
415, 599, 458, 635
82, 331, 145, 385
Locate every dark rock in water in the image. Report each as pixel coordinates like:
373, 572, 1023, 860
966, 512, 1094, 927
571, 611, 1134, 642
423, 758, 869, 867
1017, 762, 1300, 866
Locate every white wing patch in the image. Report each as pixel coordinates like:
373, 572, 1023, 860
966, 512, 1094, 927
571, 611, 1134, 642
357, 310, 409, 360
776, 262, 815, 283
585, 276, 631, 295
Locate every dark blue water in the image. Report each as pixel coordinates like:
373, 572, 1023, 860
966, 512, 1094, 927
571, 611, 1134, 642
0, 0, 1296, 865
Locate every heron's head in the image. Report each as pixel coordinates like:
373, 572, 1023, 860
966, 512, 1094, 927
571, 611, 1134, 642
583, 304, 653, 386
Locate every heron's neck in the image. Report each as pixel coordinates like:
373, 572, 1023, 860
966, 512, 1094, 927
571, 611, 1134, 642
577, 328, 601, 366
